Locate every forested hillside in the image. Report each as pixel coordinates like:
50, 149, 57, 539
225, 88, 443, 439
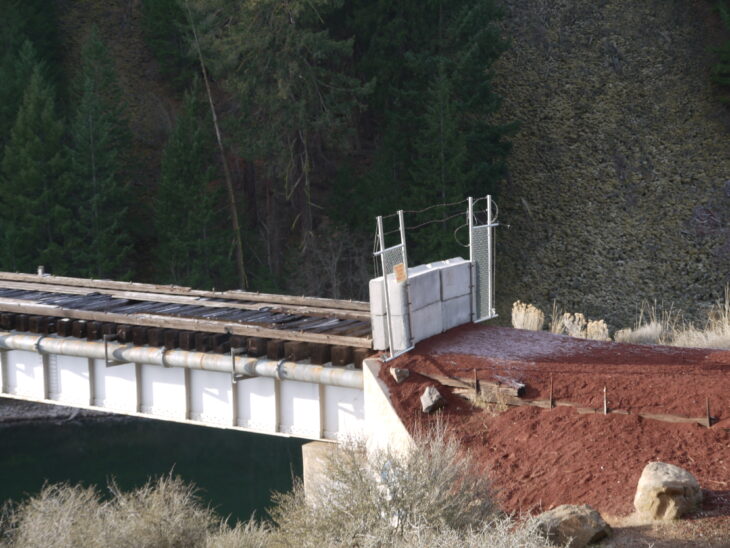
0, 0, 728, 326
492, 0, 730, 326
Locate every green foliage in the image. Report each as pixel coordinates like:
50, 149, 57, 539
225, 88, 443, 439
154, 91, 234, 289
196, 0, 371, 253
0, 0, 63, 150
714, 1, 730, 102
331, 0, 512, 265
65, 28, 134, 279
141, 0, 197, 90
1, 66, 69, 273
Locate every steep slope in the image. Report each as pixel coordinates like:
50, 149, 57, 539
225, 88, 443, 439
493, 0, 730, 326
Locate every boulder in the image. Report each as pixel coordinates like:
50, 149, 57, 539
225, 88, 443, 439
535, 504, 611, 547
390, 367, 410, 384
420, 386, 445, 413
633, 462, 702, 520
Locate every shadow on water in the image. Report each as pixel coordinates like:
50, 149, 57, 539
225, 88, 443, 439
0, 415, 305, 522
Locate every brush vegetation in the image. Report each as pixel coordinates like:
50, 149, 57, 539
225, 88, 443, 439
0, 433, 551, 548
516, 287, 730, 350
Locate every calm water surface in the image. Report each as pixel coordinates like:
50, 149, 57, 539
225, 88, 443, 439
0, 415, 305, 521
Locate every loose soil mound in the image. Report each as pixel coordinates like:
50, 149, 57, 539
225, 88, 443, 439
384, 325, 730, 521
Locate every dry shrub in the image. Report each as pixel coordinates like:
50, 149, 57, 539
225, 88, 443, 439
105, 475, 217, 547
204, 518, 271, 548
614, 322, 664, 345
269, 429, 502, 547
560, 312, 587, 338
3, 483, 105, 548
670, 289, 730, 349
613, 301, 678, 345
1, 476, 217, 548
391, 516, 549, 548
511, 301, 544, 331
548, 301, 564, 334
586, 319, 610, 341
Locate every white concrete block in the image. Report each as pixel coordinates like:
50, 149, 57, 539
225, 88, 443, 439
369, 277, 386, 316
6, 350, 44, 399
409, 301, 443, 342
442, 293, 472, 331
439, 258, 471, 300
369, 275, 407, 316
371, 313, 389, 350
388, 313, 411, 352
407, 266, 441, 310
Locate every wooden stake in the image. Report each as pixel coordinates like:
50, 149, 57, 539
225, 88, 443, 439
706, 397, 712, 427
473, 369, 480, 398
549, 374, 554, 409
603, 386, 607, 415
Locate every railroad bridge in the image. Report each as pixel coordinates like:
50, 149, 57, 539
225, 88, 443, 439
0, 197, 497, 467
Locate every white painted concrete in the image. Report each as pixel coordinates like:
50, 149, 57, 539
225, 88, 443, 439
7, 350, 45, 399
236, 376, 277, 432
409, 301, 443, 342
279, 379, 320, 438
103, 363, 138, 413
0, 345, 396, 447
323, 385, 364, 441
439, 257, 471, 300
140, 364, 187, 420
442, 293, 471, 332
54, 354, 90, 406
369, 257, 475, 352
363, 358, 413, 455
189, 369, 233, 426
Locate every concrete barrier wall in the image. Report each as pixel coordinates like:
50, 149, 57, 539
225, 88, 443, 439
369, 257, 472, 351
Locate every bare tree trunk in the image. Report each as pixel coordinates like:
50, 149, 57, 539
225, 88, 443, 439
185, 1, 248, 289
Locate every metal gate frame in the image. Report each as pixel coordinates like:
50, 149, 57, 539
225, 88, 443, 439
374, 211, 414, 360
469, 195, 498, 323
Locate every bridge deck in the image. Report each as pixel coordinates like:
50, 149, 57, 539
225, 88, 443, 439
0, 273, 373, 360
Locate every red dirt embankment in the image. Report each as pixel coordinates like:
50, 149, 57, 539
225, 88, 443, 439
383, 325, 730, 518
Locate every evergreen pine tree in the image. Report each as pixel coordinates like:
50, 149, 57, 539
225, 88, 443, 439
65, 27, 133, 279
0, 41, 44, 150
196, 0, 370, 275
154, 91, 233, 288
331, 0, 512, 265
1, 66, 68, 272
713, 1, 730, 102
141, 0, 196, 90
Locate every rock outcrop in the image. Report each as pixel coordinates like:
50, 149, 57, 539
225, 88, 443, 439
420, 386, 445, 413
633, 462, 702, 520
535, 504, 611, 547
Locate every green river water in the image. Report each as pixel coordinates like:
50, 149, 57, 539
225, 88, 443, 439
0, 414, 305, 522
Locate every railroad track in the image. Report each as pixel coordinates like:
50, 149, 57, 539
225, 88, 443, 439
0, 273, 374, 367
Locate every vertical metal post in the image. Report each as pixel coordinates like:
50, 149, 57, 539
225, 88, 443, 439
398, 210, 408, 271
377, 215, 396, 358
468, 197, 475, 321
487, 195, 494, 316
397, 210, 413, 348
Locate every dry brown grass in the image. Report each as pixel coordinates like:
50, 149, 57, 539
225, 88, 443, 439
612, 295, 730, 350
512, 301, 545, 331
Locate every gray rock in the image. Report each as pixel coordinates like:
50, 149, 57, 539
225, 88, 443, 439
390, 367, 410, 384
420, 385, 445, 413
633, 462, 702, 520
535, 504, 611, 548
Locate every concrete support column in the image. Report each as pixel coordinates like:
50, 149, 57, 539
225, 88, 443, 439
302, 441, 337, 499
